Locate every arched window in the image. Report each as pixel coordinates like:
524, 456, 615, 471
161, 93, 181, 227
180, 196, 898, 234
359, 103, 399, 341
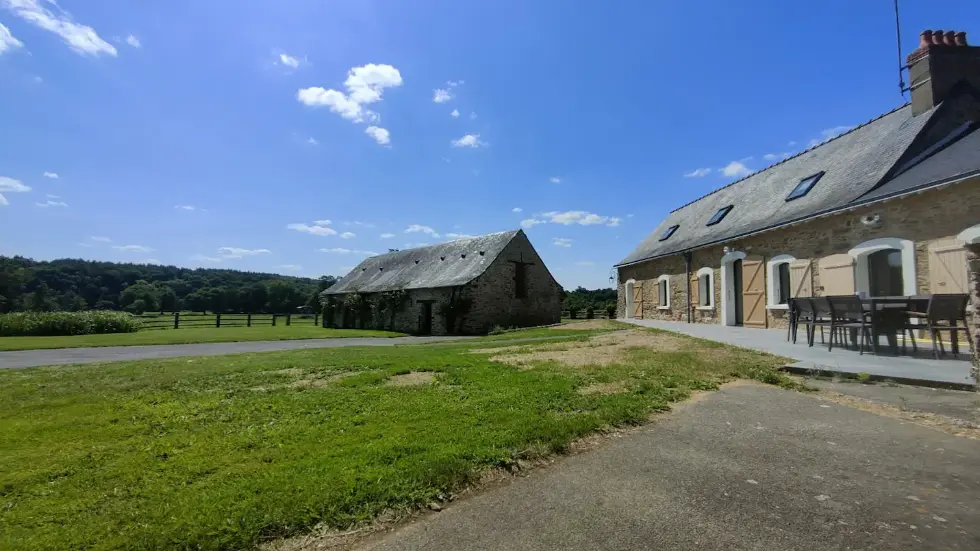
696, 267, 714, 308
766, 254, 795, 308
657, 275, 670, 309
868, 249, 904, 297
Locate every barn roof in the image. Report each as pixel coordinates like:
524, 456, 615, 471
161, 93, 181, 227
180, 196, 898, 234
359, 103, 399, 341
323, 230, 520, 294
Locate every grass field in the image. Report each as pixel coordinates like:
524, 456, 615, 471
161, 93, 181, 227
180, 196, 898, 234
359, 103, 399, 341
0, 326, 405, 351
0, 326, 794, 550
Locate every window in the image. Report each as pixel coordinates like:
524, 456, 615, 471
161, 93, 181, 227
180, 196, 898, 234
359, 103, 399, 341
777, 263, 791, 305
514, 262, 527, 298
706, 205, 733, 226
695, 267, 714, 308
785, 172, 825, 201
868, 249, 904, 296
658, 224, 679, 241
657, 275, 670, 309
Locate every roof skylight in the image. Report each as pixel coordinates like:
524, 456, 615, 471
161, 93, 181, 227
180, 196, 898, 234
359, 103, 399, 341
706, 205, 733, 226
658, 224, 679, 241
786, 172, 825, 201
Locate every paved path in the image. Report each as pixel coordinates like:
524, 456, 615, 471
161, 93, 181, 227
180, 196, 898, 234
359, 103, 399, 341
0, 336, 467, 369
623, 319, 976, 388
356, 383, 980, 551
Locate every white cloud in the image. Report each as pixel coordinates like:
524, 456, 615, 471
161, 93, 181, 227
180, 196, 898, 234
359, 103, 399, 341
512, 207, 522, 213
204, 247, 271, 261
0, 176, 30, 205
553, 237, 572, 248
405, 224, 439, 237
174, 205, 196, 211
606, 217, 623, 227
275, 264, 302, 271
90, 236, 111, 242
297, 63, 402, 124
451, 133, 485, 148
549, 176, 562, 184
36, 200, 67, 207
46, 193, 59, 199
433, 88, 452, 103
306, 137, 319, 146
684, 168, 711, 178
542, 210, 620, 226
808, 125, 853, 148
575, 261, 596, 266
0, 22, 23, 54
43, 171, 58, 178
762, 152, 792, 162
114, 244, 154, 253
445, 233, 475, 240
124, 34, 140, 48
364, 125, 390, 146
287, 220, 338, 236
520, 218, 544, 229
318, 247, 378, 256
450, 108, 460, 118
279, 52, 299, 68
3, 0, 117, 56
446, 80, 464, 87
380, 233, 395, 239
340, 231, 356, 239
721, 161, 752, 178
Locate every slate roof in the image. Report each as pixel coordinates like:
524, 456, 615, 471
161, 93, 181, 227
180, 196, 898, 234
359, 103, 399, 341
323, 230, 520, 294
617, 104, 944, 267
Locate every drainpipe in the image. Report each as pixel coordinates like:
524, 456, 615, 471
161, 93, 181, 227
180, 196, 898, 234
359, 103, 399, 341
684, 252, 693, 323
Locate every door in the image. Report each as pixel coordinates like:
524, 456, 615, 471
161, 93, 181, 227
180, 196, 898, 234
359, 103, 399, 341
819, 254, 855, 295
789, 259, 813, 298
732, 259, 744, 325
630, 282, 643, 319
418, 302, 433, 335
928, 239, 969, 294
741, 256, 766, 328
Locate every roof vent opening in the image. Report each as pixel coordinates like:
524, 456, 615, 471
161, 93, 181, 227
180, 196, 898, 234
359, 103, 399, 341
361, 268, 367, 272
440, 256, 445, 261
479, 251, 485, 256
414, 259, 420, 264
461, 253, 467, 259
379, 267, 384, 271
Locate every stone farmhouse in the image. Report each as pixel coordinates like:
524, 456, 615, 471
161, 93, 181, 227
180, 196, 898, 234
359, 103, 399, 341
616, 29, 980, 346
322, 230, 562, 335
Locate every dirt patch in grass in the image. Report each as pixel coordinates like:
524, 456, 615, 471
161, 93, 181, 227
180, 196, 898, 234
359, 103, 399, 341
386, 372, 436, 387
816, 392, 980, 440
578, 381, 628, 395
484, 330, 691, 368
554, 320, 620, 331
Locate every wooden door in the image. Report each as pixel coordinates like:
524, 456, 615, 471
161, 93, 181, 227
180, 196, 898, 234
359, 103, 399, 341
789, 259, 813, 298
741, 256, 766, 328
928, 239, 969, 294
419, 302, 433, 335
818, 254, 855, 296
630, 282, 643, 319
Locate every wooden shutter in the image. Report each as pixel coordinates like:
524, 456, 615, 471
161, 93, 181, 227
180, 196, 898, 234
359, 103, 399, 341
630, 282, 643, 319
741, 257, 766, 328
789, 259, 813, 298
818, 254, 855, 296
928, 239, 968, 294
690, 275, 699, 308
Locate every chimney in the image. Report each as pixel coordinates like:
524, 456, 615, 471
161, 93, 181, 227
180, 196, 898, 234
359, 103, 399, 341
907, 29, 980, 116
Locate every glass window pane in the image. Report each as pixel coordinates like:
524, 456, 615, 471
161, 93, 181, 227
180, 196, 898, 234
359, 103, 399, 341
868, 249, 903, 296
777, 263, 791, 304
659, 225, 679, 241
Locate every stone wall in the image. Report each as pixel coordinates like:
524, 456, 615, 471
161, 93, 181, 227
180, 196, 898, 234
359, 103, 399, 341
618, 178, 980, 336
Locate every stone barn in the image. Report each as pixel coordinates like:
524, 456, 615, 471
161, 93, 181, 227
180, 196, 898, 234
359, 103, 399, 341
321, 230, 562, 335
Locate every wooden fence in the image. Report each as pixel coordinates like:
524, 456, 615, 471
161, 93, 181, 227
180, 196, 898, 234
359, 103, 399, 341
561, 310, 617, 320
136, 312, 320, 331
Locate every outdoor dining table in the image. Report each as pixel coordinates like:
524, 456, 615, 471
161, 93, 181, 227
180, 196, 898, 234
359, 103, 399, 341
859, 295, 930, 355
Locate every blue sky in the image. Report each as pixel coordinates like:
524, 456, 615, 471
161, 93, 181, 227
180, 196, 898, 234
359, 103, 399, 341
1, 0, 977, 290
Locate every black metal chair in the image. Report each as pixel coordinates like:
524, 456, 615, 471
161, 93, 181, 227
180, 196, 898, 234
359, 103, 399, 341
827, 295, 872, 354
789, 298, 816, 345
906, 294, 971, 358
809, 297, 835, 348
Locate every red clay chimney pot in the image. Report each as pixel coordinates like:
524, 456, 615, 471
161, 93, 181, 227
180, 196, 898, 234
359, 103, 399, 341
943, 31, 956, 46
919, 30, 933, 47
954, 31, 967, 46
931, 30, 945, 45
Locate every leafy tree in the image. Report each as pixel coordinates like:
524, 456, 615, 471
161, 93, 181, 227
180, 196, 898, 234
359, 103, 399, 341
119, 281, 160, 312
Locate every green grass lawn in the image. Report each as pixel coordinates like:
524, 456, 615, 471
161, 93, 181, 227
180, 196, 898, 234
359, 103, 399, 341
0, 329, 795, 550
0, 326, 405, 351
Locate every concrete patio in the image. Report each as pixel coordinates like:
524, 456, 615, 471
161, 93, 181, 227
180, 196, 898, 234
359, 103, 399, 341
622, 319, 976, 388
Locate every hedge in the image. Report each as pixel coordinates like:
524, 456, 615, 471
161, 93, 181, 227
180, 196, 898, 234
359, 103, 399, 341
0, 311, 143, 337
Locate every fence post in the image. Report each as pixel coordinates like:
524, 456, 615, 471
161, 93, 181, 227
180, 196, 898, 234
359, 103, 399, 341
174, 312, 180, 329
247, 313, 252, 327
272, 314, 276, 327
216, 313, 221, 328
286, 313, 292, 326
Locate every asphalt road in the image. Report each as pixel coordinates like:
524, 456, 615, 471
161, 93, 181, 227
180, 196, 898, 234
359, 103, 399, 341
0, 336, 467, 369
356, 383, 980, 551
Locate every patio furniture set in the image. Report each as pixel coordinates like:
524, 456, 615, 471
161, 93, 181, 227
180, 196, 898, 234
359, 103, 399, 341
787, 294, 972, 358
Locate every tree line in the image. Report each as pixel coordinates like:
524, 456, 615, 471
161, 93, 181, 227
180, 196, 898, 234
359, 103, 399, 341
0, 256, 337, 314
561, 286, 617, 316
